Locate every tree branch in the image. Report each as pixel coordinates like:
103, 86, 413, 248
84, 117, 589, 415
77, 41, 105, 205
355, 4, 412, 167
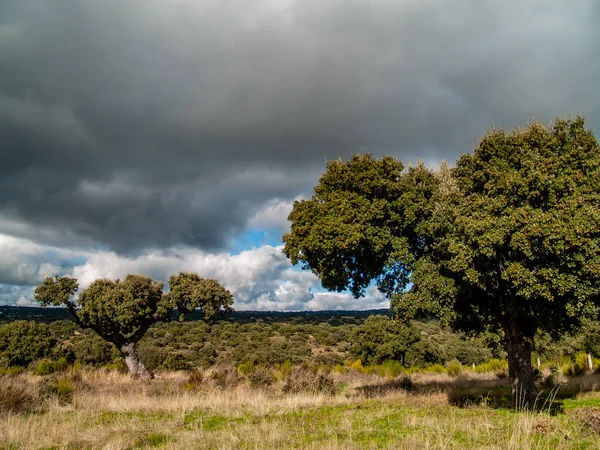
129, 317, 158, 344
65, 302, 88, 330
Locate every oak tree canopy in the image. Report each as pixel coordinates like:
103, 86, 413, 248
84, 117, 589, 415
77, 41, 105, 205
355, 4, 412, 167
284, 116, 600, 407
34, 272, 233, 379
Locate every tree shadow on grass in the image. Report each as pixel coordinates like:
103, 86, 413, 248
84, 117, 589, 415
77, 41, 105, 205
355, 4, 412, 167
354, 376, 415, 398
355, 373, 600, 414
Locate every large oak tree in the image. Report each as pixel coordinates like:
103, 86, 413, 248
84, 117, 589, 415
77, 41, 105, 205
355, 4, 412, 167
34, 272, 233, 379
284, 117, 600, 407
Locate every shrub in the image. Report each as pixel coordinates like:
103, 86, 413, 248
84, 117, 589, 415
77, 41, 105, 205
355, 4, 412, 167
195, 343, 217, 368
282, 365, 335, 395
427, 364, 446, 374
576, 352, 592, 373
35, 359, 55, 376
594, 357, 600, 373
137, 343, 167, 371
237, 360, 255, 376
0, 321, 57, 367
48, 320, 78, 340
273, 361, 293, 381
162, 353, 190, 371
563, 353, 588, 377
53, 378, 76, 402
582, 323, 600, 358
376, 360, 404, 378
39, 376, 76, 404
208, 367, 243, 390
248, 366, 274, 388
0, 376, 37, 414
0, 366, 26, 376
185, 370, 204, 390
560, 362, 572, 376
105, 359, 128, 373
52, 357, 70, 373
474, 359, 508, 374
452, 340, 494, 366
348, 359, 364, 372
313, 351, 345, 367
542, 364, 563, 389
350, 315, 419, 365
71, 331, 117, 366
446, 360, 461, 377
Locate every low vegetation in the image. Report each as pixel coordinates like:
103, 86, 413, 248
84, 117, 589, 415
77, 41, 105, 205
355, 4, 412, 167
3, 366, 600, 449
3, 308, 600, 447
2, 308, 600, 380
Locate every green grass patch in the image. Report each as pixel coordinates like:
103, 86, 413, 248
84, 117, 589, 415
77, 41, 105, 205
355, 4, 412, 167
98, 410, 174, 425
183, 410, 250, 430
563, 394, 600, 410
133, 432, 168, 448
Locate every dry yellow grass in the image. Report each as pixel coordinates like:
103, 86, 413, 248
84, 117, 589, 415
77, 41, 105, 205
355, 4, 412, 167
2, 368, 600, 449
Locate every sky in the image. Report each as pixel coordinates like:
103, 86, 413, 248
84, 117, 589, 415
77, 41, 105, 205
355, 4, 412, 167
1, 0, 599, 310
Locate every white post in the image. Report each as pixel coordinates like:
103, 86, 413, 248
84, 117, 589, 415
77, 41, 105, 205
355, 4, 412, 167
588, 353, 594, 373
537, 357, 541, 368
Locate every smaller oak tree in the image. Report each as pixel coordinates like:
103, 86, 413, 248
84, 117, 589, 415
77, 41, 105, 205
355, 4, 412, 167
34, 273, 233, 379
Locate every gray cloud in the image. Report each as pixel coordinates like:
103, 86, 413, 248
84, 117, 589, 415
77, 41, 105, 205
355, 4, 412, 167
247, 198, 298, 235
0, 284, 35, 307
0, 235, 86, 286
0, 241, 389, 310
1, 0, 599, 254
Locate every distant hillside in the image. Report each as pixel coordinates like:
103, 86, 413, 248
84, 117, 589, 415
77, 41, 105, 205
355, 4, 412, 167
0, 305, 390, 325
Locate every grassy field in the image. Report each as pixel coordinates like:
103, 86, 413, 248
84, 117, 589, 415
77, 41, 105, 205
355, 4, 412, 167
3, 369, 600, 449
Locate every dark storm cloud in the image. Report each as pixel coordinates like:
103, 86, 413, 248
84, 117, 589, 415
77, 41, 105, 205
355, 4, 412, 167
1, 0, 599, 252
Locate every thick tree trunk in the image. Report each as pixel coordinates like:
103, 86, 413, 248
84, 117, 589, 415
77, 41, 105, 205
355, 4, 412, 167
502, 317, 538, 409
119, 342, 152, 380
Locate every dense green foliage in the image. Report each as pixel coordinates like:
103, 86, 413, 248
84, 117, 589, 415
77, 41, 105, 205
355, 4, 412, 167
34, 274, 233, 343
167, 273, 234, 320
0, 321, 57, 367
284, 155, 418, 298
350, 316, 419, 365
401, 117, 600, 332
3, 308, 600, 377
283, 117, 600, 405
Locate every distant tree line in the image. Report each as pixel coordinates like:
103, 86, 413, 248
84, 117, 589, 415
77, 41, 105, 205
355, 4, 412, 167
2, 312, 600, 375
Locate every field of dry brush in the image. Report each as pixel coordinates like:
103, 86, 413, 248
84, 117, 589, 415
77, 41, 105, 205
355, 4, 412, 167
3, 367, 600, 449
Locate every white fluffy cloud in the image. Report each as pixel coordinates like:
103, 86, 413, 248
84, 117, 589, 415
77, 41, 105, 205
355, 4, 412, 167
67, 245, 386, 311
247, 197, 301, 234
0, 284, 35, 307
70, 245, 286, 307
0, 232, 387, 310
308, 286, 389, 311
0, 234, 84, 285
